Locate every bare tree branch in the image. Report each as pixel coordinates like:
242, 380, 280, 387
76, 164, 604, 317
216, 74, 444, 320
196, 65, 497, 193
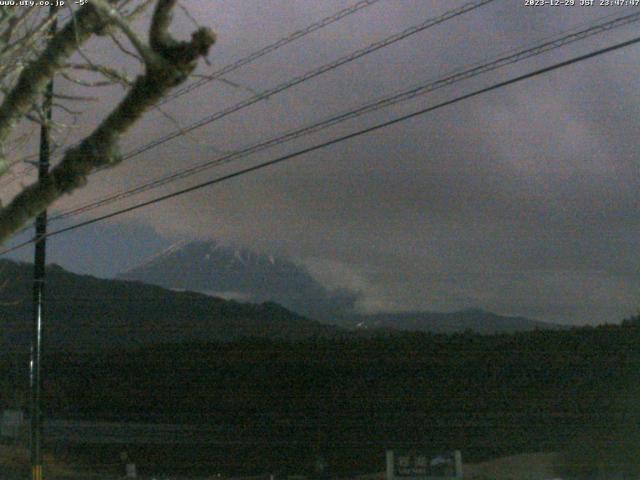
0, 0, 215, 243
0, 3, 117, 165
90, 0, 157, 65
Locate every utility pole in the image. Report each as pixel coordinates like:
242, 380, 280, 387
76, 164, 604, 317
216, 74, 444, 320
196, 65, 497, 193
30, 5, 57, 480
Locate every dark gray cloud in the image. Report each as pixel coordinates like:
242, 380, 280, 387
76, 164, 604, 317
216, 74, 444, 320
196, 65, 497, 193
5, 0, 640, 325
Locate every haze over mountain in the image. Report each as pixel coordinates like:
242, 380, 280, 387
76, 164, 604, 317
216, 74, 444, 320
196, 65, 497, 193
338, 309, 565, 335
117, 239, 565, 333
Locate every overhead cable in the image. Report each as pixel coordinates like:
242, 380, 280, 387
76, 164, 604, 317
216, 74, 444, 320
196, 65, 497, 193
51, 9, 640, 222
2, 33, 638, 256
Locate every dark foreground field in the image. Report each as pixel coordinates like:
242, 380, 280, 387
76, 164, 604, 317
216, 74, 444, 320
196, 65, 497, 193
2, 319, 639, 478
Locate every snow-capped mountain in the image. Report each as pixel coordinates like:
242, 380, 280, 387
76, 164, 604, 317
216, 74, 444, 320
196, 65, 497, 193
117, 240, 564, 334
117, 240, 358, 320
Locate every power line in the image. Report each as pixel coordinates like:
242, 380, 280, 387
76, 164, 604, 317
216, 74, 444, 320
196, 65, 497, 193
7, 0, 498, 226
5, 0, 490, 192
50, 9, 640, 223
2, 33, 638, 257
160, 0, 383, 104
0, 0, 384, 187
118, 0, 497, 161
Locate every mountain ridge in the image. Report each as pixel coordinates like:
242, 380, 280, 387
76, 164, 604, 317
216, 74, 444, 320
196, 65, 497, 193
117, 239, 358, 320
0, 259, 345, 353
117, 239, 566, 334
335, 308, 565, 334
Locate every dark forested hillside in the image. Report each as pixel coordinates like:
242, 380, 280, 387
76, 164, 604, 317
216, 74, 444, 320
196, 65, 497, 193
0, 259, 344, 352
0, 258, 636, 476
1, 322, 637, 476
0, 260, 564, 355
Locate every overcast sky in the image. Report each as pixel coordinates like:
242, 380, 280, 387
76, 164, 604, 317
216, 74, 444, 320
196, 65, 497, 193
3, 0, 640, 326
